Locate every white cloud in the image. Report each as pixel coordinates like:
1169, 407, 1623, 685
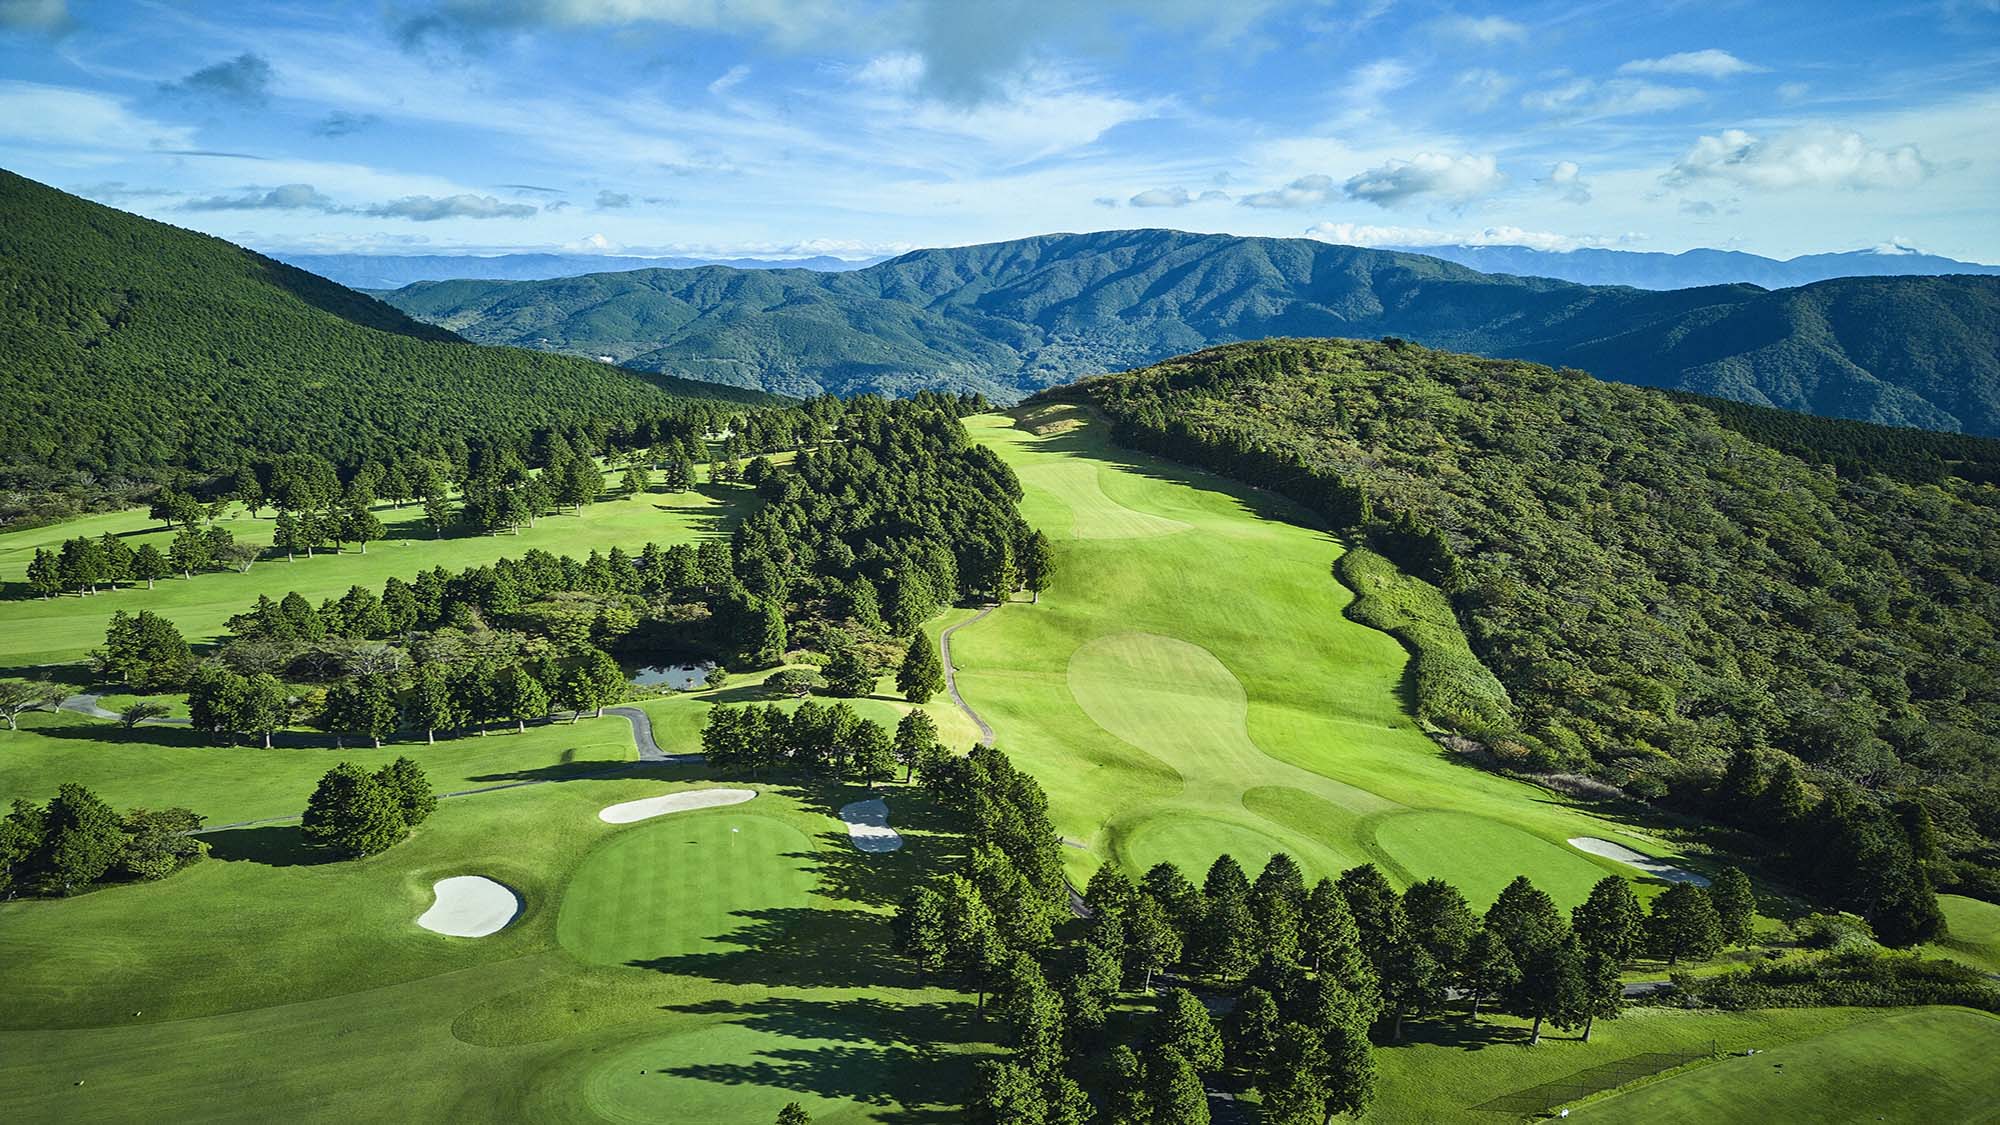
1455, 68, 1513, 112
1341, 152, 1505, 208
184, 183, 341, 212
361, 193, 538, 220
707, 64, 751, 96
1664, 127, 1934, 191
1241, 173, 1337, 209
1127, 186, 1228, 206
1523, 78, 1703, 117
0, 0, 66, 30
1540, 160, 1590, 204
1619, 49, 1762, 79
1432, 15, 1527, 44
0, 81, 194, 151
1304, 221, 1631, 252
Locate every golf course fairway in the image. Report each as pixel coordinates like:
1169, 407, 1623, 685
951, 406, 1681, 904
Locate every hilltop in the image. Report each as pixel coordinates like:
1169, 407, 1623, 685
0, 170, 771, 497
1403, 242, 2000, 290
381, 228, 2000, 435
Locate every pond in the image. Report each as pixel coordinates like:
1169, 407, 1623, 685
630, 661, 715, 691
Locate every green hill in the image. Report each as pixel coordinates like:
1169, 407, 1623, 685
1047, 336, 2000, 889
0, 170, 771, 493
381, 228, 2000, 435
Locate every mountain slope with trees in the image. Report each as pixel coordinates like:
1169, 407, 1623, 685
381, 228, 2000, 435
1048, 337, 2000, 922
0, 170, 771, 503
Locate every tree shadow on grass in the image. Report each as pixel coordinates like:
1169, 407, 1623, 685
649, 995, 982, 1123
202, 824, 336, 867
627, 906, 913, 991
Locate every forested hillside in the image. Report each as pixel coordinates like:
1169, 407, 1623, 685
1053, 337, 2000, 906
0, 170, 770, 504
382, 228, 2000, 435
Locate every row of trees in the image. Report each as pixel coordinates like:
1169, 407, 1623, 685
2, 784, 206, 897
25, 523, 253, 599
185, 647, 630, 748
701, 702, 945, 784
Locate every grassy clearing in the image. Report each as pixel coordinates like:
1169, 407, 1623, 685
1567, 1007, 2000, 1124
1931, 894, 2000, 974
0, 477, 749, 668
952, 407, 1675, 907
0, 680, 981, 1122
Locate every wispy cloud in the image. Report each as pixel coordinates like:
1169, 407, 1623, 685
312, 111, 377, 138
361, 193, 539, 220
161, 52, 275, 105
1431, 15, 1528, 45
1523, 77, 1704, 118
1128, 186, 1229, 207
1620, 49, 1762, 79
184, 183, 340, 211
1305, 221, 1631, 252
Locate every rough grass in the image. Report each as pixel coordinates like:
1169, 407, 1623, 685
1931, 894, 2000, 974
1336, 545, 1514, 732
0, 475, 749, 667
1566, 1007, 2000, 1123
952, 409, 1654, 906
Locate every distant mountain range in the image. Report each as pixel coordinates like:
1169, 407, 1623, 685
277, 251, 884, 289
381, 228, 2000, 436
1400, 243, 2000, 290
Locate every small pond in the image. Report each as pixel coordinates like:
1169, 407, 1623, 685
630, 661, 715, 691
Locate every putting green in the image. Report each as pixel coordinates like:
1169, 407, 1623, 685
558, 812, 813, 965
1571, 1007, 2000, 1123
1117, 808, 1356, 884
1372, 811, 1611, 909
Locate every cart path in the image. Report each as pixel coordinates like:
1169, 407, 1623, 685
939, 601, 1002, 747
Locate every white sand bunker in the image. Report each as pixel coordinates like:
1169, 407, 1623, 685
1569, 837, 1710, 886
417, 876, 521, 937
599, 787, 756, 824
840, 798, 903, 853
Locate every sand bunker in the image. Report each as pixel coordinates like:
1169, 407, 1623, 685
416, 876, 521, 937
840, 798, 903, 853
599, 787, 756, 824
1569, 837, 1709, 886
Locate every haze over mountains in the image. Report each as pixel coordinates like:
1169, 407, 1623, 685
1397, 244, 2000, 290
381, 228, 2000, 437
279, 251, 884, 290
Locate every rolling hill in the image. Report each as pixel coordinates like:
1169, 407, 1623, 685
0, 170, 771, 492
276, 251, 882, 289
381, 228, 2000, 435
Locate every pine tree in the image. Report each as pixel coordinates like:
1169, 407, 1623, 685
406, 664, 458, 743
1199, 855, 1257, 979
1645, 881, 1723, 965
1143, 1048, 1210, 1125
1019, 530, 1055, 602
300, 763, 408, 857
1151, 987, 1224, 1072
1460, 926, 1519, 1019
42, 783, 124, 893
1571, 875, 1645, 963
1126, 893, 1183, 992
374, 757, 437, 826
1707, 867, 1756, 947
892, 710, 940, 783
1513, 931, 1587, 1045
895, 632, 944, 704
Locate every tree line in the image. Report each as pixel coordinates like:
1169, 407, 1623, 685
1, 784, 206, 898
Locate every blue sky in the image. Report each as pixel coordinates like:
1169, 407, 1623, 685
2, 0, 1996, 261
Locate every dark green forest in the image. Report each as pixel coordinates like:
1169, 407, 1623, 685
0, 169, 770, 513
1054, 338, 2000, 906
381, 228, 2000, 436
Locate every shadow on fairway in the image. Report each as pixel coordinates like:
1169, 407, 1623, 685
203, 824, 336, 867
626, 905, 909, 990
652, 995, 979, 1122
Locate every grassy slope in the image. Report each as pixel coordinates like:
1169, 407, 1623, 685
1568, 1007, 2000, 1124
0, 679, 981, 1123
0, 476, 749, 668
951, 406, 1671, 908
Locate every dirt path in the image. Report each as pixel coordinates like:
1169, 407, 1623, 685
939, 601, 1002, 747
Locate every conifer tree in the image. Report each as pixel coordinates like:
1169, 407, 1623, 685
896, 632, 944, 704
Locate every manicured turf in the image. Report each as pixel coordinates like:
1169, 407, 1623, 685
952, 406, 1658, 905
558, 810, 813, 964
1569, 1007, 2000, 1124
0, 680, 980, 1122
0, 475, 750, 667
